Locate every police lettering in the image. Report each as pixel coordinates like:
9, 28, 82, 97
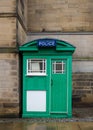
38, 40, 55, 47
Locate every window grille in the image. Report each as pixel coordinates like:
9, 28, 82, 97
53, 61, 65, 74
27, 59, 46, 75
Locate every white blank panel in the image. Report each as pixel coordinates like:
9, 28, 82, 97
27, 91, 46, 112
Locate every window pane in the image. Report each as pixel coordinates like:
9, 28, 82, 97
56, 62, 62, 73
53, 61, 65, 74
31, 62, 40, 72
27, 59, 46, 75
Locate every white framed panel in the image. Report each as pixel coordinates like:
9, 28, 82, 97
52, 61, 65, 74
27, 59, 46, 76
27, 91, 46, 112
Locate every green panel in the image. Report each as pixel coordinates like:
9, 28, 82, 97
22, 55, 73, 117
51, 59, 67, 113
22, 56, 50, 116
67, 56, 72, 116
24, 76, 48, 90
21, 47, 73, 117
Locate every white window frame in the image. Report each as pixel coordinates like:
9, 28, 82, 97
27, 59, 47, 76
53, 61, 65, 74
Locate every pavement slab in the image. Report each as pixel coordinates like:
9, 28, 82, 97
78, 122, 93, 130
0, 108, 93, 129
0, 122, 93, 130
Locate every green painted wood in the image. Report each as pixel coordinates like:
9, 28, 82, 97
51, 59, 67, 113
20, 38, 76, 118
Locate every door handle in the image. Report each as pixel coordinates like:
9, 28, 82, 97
51, 79, 53, 86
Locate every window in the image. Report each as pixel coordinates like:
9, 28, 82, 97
27, 59, 46, 75
53, 61, 65, 74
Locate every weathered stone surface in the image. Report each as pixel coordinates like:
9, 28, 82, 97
0, 18, 16, 47
0, 53, 20, 116
3, 103, 19, 108
27, 0, 93, 32
73, 72, 93, 107
0, 0, 27, 117
18, 0, 27, 28
17, 21, 27, 45
0, 54, 19, 103
0, 0, 16, 14
0, 107, 19, 117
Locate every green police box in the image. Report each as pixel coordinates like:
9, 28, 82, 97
19, 38, 76, 118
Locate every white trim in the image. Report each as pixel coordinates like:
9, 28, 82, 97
26, 59, 47, 76
26, 73, 47, 76
66, 58, 69, 114
52, 61, 65, 74
50, 111, 68, 114
27, 59, 28, 75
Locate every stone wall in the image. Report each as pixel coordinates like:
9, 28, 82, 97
0, 0, 16, 13
73, 72, 93, 107
0, 54, 19, 117
0, 18, 16, 47
0, 0, 27, 116
73, 73, 93, 96
17, 20, 27, 45
17, 0, 27, 29
27, 0, 93, 32
17, 0, 27, 45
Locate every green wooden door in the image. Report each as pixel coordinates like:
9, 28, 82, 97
51, 59, 67, 113
23, 57, 49, 114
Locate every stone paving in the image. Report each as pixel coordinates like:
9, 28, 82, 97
0, 121, 93, 130
0, 108, 93, 130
